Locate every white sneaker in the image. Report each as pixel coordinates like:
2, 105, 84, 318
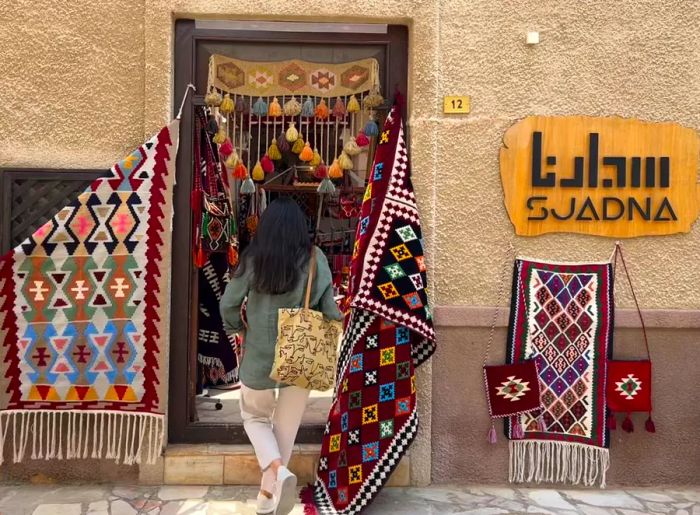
274, 465, 297, 515
256, 491, 275, 514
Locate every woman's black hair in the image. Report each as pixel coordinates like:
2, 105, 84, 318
235, 197, 312, 294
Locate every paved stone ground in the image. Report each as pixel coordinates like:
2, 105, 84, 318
0, 484, 697, 514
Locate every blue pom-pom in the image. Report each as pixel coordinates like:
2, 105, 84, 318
253, 97, 268, 117
302, 97, 315, 117
364, 119, 379, 137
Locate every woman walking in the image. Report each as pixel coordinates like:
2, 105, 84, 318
220, 197, 342, 515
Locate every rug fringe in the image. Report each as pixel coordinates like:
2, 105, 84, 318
300, 484, 319, 515
0, 411, 164, 466
509, 440, 609, 488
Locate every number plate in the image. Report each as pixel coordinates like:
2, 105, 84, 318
443, 96, 471, 114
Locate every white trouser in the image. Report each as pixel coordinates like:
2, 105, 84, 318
240, 384, 310, 491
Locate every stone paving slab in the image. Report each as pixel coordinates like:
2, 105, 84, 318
0, 484, 697, 514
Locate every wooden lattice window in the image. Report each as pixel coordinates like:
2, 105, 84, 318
0, 169, 107, 253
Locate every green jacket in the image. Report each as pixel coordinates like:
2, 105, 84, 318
219, 247, 343, 390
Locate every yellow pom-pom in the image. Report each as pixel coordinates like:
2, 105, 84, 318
329, 159, 343, 179
286, 122, 299, 143
205, 88, 222, 107
268, 97, 283, 117
338, 152, 354, 170
292, 137, 305, 154
284, 96, 301, 116
299, 142, 314, 162
220, 93, 234, 114
363, 86, 384, 109
310, 148, 322, 167
252, 161, 265, 181
224, 151, 239, 169
268, 139, 282, 161
213, 127, 226, 145
343, 137, 361, 156
347, 95, 361, 113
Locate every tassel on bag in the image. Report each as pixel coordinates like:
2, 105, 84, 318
227, 244, 239, 267
220, 93, 234, 115
194, 242, 206, 268
268, 139, 282, 161
363, 84, 384, 108
364, 117, 379, 137
277, 131, 290, 152
212, 127, 226, 145
233, 162, 248, 180
338, 151, 353, 170
261, 155, 275, 174
302, 97, 315, 117
205, 88, 222, 107
487, 423, 498, 444
314, 162, 328, 179
355, 130, 370, 147
310, 148, 322, 167
268, 97, 282, 117
240, 177, 256, 194
284, 96, 302, 116
622, 413, 634, 433
252, 161, 265, 181
346, 94, 360, 114
292, 137, 305, 154
299, 142, 314, 162
511, 418, 525, 439
329, 159, 343, 179
315, 99, 329, 120
286, 122, 299, 143
343, 137, 361, 156
219, 138, 234, 157
224, 151, 239, 169
645, 415, 656, 433
253, 97, 269, 117
317, 177, 336, 194
332, 98, 346, 118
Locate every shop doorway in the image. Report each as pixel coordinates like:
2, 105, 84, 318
169, 19, 408, 444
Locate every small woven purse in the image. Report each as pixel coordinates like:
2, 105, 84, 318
606, 243, 655, 433
483, 249, 544, 443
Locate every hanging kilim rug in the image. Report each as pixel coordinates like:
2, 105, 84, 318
304, 97, 436, 514
506, 257, 613, 487
0, 120, 180, 465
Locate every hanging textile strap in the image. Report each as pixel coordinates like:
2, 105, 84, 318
483, 242, 515, 366
613, 243, 651, 360
177, 84, 196, 120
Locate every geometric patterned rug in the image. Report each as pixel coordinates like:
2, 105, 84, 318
0, 120, 180, 465
307, 98, 436, 514
506, 257, 613, 487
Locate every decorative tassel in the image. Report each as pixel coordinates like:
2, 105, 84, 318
314, 99, 329, 120
512, 420, 525, 440
286, 122, 299, 142
299, 142, 314, 162
343, 137, 361, 156
227, 245, 239, 267
240, 177, 256, 194
206, 116, 218, 135
317, 177, 336, 194
268, 97, 282, 117
310, 148, 322, 167
487, 423, 497, 444
219, 139, 234, 157
253, 97, 268, 117
233, 162, 248, 180
622, 414, 634, 433
314, 162, 328, 179
224, 152, 239, 169
267, 139, 282, 161
277, 131, 290, 152
329, 159, 343, 179
332, 98, 346, 118
220, 93, 234, 115
537, 416, 547, 432
302, 97, 315, 117
355, 130, 370, 147
364, 117, 379, 137
347, 95, 360, 114
194, 242, 206, 268
607, 413, 617, 430
205, 88, 222, 107
284, 96, 302, 116
338, 151, 353, 170
645, 415, 656, 433
212, 127, 226, 145
190, 189, 202, 217
363, 85, 384, 108
292, 137, 305, 154
261, 155, 275, 174
235, 96, 248, 114
252, 160, 265, 181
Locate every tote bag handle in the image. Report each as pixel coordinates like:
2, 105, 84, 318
304, 248, 317, 310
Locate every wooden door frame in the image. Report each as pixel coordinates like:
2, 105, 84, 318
169, 18, 409, 444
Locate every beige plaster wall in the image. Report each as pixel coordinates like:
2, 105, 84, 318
0, 0, 698, 487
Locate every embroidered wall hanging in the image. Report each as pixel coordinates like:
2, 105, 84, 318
506, 258, 613, 487
304, 98, 435, 514
0, 115, 183, 465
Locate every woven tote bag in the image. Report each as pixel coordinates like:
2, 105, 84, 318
270, 249, 343, 391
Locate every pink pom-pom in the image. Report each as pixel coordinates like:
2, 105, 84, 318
261, 155, 275, 174
219, 138, 233, 157
356, 130, 370, 147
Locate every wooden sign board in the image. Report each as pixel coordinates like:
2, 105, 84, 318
500, 116, 700, 238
